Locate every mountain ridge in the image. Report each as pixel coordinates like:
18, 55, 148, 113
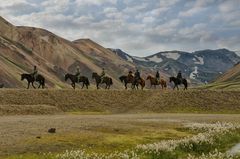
111, 48, 240, 84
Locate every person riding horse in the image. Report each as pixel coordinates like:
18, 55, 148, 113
177, 71, 182, 83
134, 69, 141, 83
128, 71, 133, 79
156, 71, 160, 83
32, 65, 38, 80
75, 66, 81, 82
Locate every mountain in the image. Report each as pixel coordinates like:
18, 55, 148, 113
112, 49, 240, 84
0, 16, 136, 88
201, 62, 240, 90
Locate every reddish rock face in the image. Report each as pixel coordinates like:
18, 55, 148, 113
0, 16, 139, 88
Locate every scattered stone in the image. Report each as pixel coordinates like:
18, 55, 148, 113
48, 128, 56, 133
36, 136, 41, 139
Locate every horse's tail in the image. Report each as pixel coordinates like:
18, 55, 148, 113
86, 78, 90, 86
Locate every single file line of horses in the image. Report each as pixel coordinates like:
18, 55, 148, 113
20, 71, 188, 90
20, 65, 188, 90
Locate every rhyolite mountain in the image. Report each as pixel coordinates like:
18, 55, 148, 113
111, 49, 240, 84
0, 16, 137, 88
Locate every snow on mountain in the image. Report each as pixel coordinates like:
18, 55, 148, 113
193, 56, 204, 65
148, 55, 163, 63
132, 56, 148, 62
125, 55, 133, 62
190, 66, 198, 79
162, 52, 180, 60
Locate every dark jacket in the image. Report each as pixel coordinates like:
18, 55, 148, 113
135, 71, 140, 79
177, 72, 182, 79
156, 72, 160, 79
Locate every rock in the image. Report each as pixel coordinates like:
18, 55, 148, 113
36, 136, 41, 139
48, 128, 56, 133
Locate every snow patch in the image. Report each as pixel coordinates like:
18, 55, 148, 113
132, 56, 148, 62
162, 52, 180, 60
148, 55, 163, 63
125, 55, 133, 63
194, 56, 204, 65
190, 66, 198, 79
40, 36, 49, 42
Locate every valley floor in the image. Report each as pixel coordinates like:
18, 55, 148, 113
1, 114, 240, 158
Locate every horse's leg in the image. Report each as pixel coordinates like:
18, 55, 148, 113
97, 83, 99, 89
82, 83, 84, 89
177, 85, 179, 90
125, 82, 127, 89
73, 83, 76, 89
32, 82, 36, 89
38, 83, 41, 89
27, 82, 30, 89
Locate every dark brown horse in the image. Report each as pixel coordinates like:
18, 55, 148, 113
65, 73, 90, 89
169, 77, 188, 90
119, 75, 134, 89
146, 75, 167, 89
92, 72, 113, 89
21, 73, 45, 89
132, 78, 145, 90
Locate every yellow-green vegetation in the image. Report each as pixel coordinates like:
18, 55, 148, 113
0, 89, 240, 115
1, 115, 192, 158
202, 81, 240, 90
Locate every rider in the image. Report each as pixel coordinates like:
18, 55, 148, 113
156, 71, 160, 83
32, 65, 38, 80
134, 69, 141, 83
75, 66, 81, 82
128, 71, 133, 79
177, 71, 182, 82
100, 68, 105, 83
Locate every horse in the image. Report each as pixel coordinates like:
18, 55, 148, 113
119, 75, 134, 89
146, 75, 167, 89
65, 73, 90, 89
169, 77, 188, 90
92, 72, 113, 89
21, 73, 45, 89
132, 78, 145, 90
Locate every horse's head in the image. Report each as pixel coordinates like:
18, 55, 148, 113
169, 76, 175, 83
146, 75, 152, 80
119, 76, 124, 82
21, 74, 25, 81
92, 72, 98, 79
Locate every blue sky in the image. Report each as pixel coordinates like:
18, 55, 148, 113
0, 0, 240, 56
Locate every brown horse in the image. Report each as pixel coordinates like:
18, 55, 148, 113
119, 75, 134, 89
92, 72, 113, 89
146, 75, 167, 89
132, 78, 145, 90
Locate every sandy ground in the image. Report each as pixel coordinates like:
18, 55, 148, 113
1, 113, 240, 157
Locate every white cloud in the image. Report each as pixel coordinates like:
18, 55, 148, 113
0, 0, 240, 56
